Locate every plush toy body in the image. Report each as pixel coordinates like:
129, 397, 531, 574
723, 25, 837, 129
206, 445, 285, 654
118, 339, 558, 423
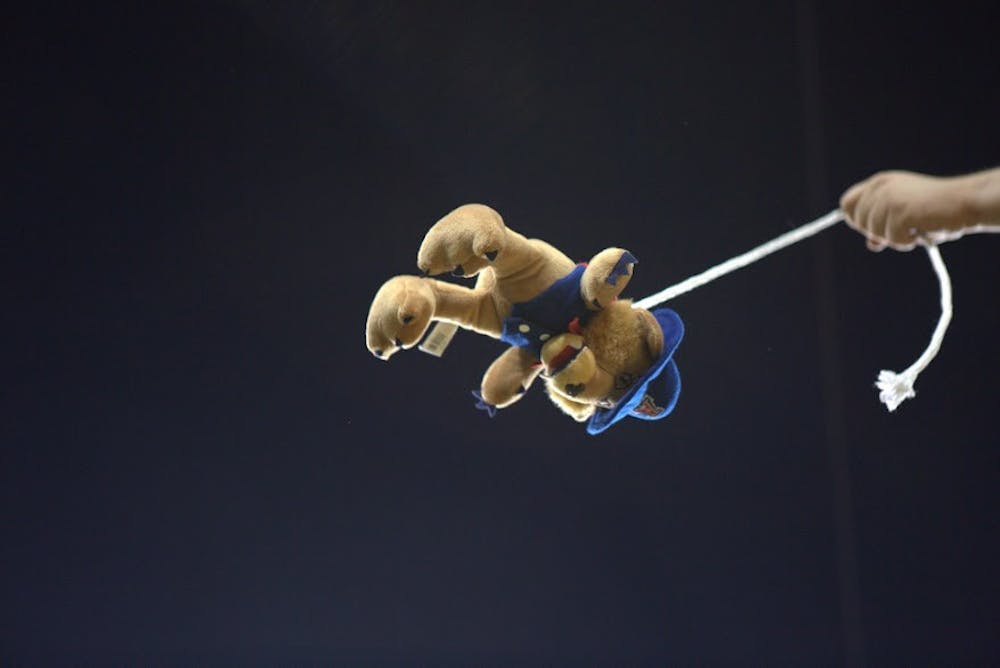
365, 204, 683, 434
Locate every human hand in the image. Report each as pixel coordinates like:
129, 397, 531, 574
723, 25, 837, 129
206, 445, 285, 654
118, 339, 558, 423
839, 170, 976, 251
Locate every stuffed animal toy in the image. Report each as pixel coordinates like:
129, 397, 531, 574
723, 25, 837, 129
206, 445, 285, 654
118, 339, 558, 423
365, 204, 684, 434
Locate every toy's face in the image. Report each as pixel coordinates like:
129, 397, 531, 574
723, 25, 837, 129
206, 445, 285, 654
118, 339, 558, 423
539, 305, 663, 413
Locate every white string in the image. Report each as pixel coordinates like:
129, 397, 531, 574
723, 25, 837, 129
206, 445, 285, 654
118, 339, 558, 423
632, 209, 845, 309
874, 244, 952, 411
633, 209, 954, 412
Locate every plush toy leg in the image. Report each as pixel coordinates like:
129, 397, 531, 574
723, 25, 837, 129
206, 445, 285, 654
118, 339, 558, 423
366, 275, 503, 360
417, 204, 576, 307
480, 346, 543, 409
580, 247, 638, 310
418, 204, 507, 278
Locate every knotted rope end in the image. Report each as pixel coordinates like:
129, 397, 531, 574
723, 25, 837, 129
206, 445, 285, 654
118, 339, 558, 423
876, 369, 916, 412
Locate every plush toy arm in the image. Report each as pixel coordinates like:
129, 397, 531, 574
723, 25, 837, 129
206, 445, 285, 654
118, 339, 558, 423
366, 275, 503, 360
479, 346, 543, 409
580, 248, 638, 310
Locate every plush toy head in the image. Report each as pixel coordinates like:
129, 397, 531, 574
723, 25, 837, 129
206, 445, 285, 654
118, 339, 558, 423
365, 204, 683, 433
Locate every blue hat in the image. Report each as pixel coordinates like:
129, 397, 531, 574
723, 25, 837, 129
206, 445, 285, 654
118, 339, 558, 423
587, 308, 684, 435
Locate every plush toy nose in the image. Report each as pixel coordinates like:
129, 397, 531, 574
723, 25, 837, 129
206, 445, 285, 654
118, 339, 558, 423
540, 333, 585, 376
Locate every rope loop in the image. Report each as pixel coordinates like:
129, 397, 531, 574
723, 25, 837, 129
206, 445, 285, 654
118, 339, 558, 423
634, 210, 952, 411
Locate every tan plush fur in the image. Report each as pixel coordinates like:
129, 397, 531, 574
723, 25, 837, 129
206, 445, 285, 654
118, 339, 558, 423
366, 204, 664, 423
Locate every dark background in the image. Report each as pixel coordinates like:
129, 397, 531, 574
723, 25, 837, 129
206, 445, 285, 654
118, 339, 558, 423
4, 1, 998, 664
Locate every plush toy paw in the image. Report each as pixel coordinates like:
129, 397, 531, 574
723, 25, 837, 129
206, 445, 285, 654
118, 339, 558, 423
366, 275, 436, 360
581, 248, 637, 310
480, 346, 542, 408
417, 204, 507, 278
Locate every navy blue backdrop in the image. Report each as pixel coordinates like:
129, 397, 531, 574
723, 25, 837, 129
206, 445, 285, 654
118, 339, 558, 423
4, 1, 998, 663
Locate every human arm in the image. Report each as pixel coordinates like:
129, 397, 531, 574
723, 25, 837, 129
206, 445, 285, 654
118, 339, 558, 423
839, 167, 1000, 251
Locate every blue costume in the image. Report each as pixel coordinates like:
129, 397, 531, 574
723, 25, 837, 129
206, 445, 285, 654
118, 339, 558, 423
499, 265, 593, 356
476, 262, 685, 435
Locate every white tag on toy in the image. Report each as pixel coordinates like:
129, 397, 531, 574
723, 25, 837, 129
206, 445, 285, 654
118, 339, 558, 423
419, 321, 459, 357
